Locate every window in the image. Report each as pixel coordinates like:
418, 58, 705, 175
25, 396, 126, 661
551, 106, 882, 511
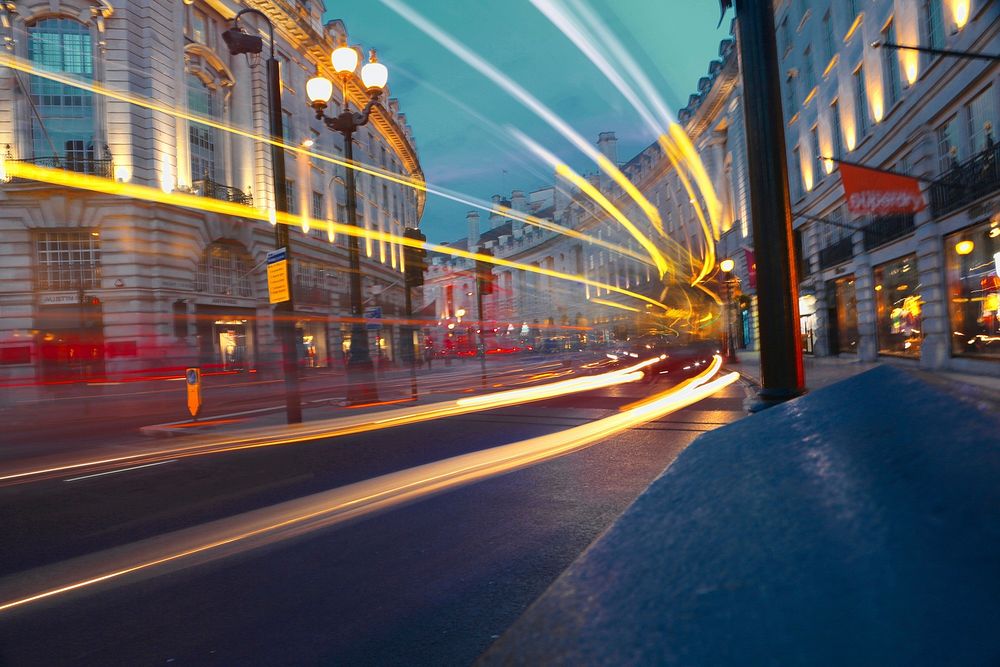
285, 180, 297, 214
196, 242, 253, 297
282, 110, 294, 145
312, 191, 324, 219
27, 19, 95, 162
882, 20, 902, 108
830, 99, 844, 160
822, 11, 836, 63
874, 255, 922, 358
188, 75, 218, 181
853, 65, 869, 138
810, 125, 822, 185
34, 230, 101, 291
779, 16, 791, 57
923, 0, 945, 51
966, 87, 997, 155
382, 184, 389, 208
946, 220, 1000, 358
785, 74, 798, 118
802, 47, 816, 94
791, 145, 802, 198
937, 115, 961, 172
847, 0, 859, 22
191, 9, 208, 45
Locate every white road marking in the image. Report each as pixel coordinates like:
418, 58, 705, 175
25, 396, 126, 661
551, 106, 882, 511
64, 459, 178, 482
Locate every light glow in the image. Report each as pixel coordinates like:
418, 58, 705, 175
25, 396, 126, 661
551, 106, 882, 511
332, 46, 359, 75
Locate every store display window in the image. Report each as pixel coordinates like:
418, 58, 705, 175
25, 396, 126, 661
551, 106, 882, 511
946, 218, 1000, 358
874, 254, 921, 357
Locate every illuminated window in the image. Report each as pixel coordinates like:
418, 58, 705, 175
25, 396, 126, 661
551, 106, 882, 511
874, 254, 922, 358
285, 180, 297, 214
922, 0, 945, 51
312, 191, 324, 219
937, 115, 961, 172
810, 125, 822, 183
853, 64, 869, 137
27, 19, 95, 162
966, 86, 997, 155
946, 220, 1000, 358
822, 11, 836, 63
830, 98, 844, 159
196, 242, 253, 297
188, 74, 218, 181
882, 20, 902, 107
34, 230, 101, 291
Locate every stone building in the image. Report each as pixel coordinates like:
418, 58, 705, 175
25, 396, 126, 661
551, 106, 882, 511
422, 27, 751, 351
0, 0, 423, 388
776, 0, 998, 375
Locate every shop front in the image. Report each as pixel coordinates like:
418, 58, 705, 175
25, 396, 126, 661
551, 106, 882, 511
799, 293, 818, 354
35, 295, 106, 382
946, 217, 1000, 359
296, 317, 330, 368
874, 254, 922, 358
826, 276, 859, 355
195, 304, 257, 372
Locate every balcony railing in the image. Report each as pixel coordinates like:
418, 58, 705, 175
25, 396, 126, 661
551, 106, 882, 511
930, 142, 1000, 218
818, 236, 854, 270
192, 177, 253, 206
5, 156, 113, 183
862, 213, 916, 251
293, 284, 331, 306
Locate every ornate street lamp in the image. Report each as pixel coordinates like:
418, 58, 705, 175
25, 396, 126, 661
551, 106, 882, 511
306, 48, 388, 404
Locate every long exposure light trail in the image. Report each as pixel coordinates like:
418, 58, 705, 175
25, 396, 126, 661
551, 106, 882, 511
0, 160, 675, 313
0, 357, 659, 487
0, 53, 654, 269
377, 0, 673, 258
0, 359, 736, 615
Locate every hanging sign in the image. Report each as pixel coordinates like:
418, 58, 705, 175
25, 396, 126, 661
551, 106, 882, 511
839, 163, 926, 216
266, 247, 290, 304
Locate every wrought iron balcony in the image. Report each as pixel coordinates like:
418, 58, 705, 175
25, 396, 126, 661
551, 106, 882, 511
5, 156, 113, 183
862, 213, 916, 251
930, 142, 1000, 218
293, 284, 331, 306
818, 236, 854, 270
192, 177, 253, 206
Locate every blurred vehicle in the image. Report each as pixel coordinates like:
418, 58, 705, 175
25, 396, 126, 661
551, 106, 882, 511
608, 333, 720, 382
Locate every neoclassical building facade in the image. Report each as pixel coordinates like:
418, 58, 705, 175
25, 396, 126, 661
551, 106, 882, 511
777, 0, 998, 375
0, 0, 423, 387
423, 28, 753, 350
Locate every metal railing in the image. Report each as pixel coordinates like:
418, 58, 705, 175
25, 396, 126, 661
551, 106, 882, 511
930, 142, 1000, 218
293, 284, 331, 306
6, 156, 113, 182
818, 236, 854, 270
862, 213, 916, 251
192, 177, 253, 206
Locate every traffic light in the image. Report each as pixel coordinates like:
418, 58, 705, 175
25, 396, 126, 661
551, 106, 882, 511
476, 247, 494, 295
403, 227, 427, 288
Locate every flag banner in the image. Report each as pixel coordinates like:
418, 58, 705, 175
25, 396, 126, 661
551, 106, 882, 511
743, 247, 757, 289
839, 162, 926, 216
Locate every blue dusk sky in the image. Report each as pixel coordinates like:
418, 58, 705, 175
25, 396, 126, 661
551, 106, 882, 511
323, 2, 732, 242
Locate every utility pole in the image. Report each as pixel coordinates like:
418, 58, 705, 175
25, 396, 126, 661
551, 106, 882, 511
476, 248, 493, 388
724, 0, 805, 407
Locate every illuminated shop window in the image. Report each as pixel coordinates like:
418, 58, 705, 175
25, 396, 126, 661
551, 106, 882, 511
946, 220, 1000, 358
874, 254, 922, 357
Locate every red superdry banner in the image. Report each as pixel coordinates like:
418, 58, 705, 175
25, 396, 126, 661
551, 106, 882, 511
839, 162, 926, 216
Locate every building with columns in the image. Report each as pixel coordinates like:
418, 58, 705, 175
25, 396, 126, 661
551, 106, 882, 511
776, 0, 998, 375
423, 27, 752, 351
0, 0, 423, 389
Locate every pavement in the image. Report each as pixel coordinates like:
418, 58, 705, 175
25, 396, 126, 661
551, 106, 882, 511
481, 365, 1000, 665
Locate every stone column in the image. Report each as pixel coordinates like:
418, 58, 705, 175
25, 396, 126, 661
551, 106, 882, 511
853, 229, 878, 362
916, 218, 948, 370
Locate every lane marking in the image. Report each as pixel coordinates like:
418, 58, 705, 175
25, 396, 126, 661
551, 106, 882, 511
64, 460, 178, 483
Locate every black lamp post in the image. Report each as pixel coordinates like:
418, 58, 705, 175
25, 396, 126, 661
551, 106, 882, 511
223, 9, 302, 423
719, 258, 739, 364
305, 47, 389, 404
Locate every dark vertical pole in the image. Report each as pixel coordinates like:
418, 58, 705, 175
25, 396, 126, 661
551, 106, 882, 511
477, 278, 486, 387
343, 129, 378, 403
734, 0, 805, 406
403, 284, 418, 400
267, 55, 302, 424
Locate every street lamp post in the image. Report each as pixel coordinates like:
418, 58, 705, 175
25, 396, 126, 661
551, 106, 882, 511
306, 47, 389, 405
719, 258, 739, 365
222, 9, 302, 424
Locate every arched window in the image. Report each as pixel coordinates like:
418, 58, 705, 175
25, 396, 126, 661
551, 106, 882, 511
195, 241, 253, 297
27, 18, 96, 166
187, 74, 219, 182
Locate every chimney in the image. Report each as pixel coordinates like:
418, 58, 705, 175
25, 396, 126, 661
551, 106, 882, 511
489, 194, 503, 227
510, 189, 526, 212
466, 211, 480, 249
597, 131, 618, 165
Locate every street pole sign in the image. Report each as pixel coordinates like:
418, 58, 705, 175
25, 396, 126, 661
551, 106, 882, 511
366, 306, 383, 331
266, 247, 290, 304
185, 367, 202, 419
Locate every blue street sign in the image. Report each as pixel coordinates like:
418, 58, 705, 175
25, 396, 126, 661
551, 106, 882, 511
366, 307, 382, 331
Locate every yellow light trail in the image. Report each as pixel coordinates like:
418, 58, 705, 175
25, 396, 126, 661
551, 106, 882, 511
0, 359, 736, 615
0, 160, 674, 313
589, 297, 641, 313
0, 356, 658, 486
0, 53, 652, 269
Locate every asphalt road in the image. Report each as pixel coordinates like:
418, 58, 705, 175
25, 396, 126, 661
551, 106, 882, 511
0, 372, 748, 666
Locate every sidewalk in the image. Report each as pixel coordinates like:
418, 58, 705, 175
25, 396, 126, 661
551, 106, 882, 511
482, 364, 1000, 664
